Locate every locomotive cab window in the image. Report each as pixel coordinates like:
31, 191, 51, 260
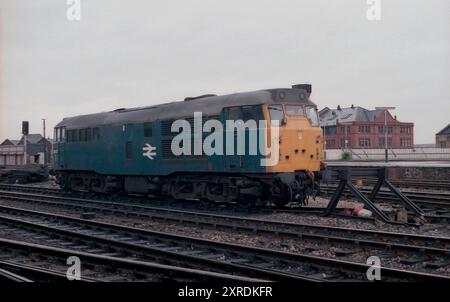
306, 107, 319, 127
61, 128, 66, 141
54, 128, 60, 142
268, 105, 284, 126
285, 105, 305, 116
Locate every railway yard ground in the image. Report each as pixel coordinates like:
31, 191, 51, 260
0, 162, 449, 283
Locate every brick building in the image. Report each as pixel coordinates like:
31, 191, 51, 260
436, 124, 450, 148
0, 134, 51, 167
319, 106, 414, 149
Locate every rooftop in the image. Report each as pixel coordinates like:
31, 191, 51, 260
319, 106, 386, 127
437, 124, 450, 135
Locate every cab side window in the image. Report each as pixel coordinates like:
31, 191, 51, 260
268, 105, 284, 126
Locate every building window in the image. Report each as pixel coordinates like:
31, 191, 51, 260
400, 138, 411, 148
359, 138, 371, 147
340, 125, 350, 134
379, 126, 393, 134
341, 138, 350, 148
359, 125, 371, 133
125, 142, 133, 159
379, 138, 393, 148
323, 126, 337, 135
400, 127, 411, 134
326, 140, 336, 147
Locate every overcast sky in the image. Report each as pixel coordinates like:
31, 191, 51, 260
1, 0, 449, 144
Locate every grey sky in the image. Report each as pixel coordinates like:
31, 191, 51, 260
1, 0, 449, 144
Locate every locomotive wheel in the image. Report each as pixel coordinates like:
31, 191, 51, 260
273, 184, 292, 207
238, 197, 255, 209
273, 199, 290, 207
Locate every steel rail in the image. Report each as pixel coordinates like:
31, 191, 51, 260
0, 190, 449, 256
0, 237, 263, 282
0, 192, 450, 255
0, 204, 448, 281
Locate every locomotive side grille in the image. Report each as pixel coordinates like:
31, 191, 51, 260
162, 139, 178, 159
161, 120, 175, 137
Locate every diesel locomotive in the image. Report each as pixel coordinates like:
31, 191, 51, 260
53, 84, 324, 207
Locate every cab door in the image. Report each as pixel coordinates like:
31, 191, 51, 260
224, 107, 242, 171
123, 124, 137, 172
55, 127, 66, 169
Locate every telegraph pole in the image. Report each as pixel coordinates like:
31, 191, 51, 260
42, 118, 47, 164
22, 121, 29, 165
42, 119, 46, 139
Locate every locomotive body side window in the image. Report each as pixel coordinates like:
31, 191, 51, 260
86, 128, 92, 142
69, 130, 75, 142
93, 128, 100, 141
126, 142, 133, 159
242, 105, 264, 122
79, 129, 85, 142
72, 130, 78, 142
144, 123, 152, 137
228, 107, 241, 121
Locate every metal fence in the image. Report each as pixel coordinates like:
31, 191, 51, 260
325, 147, 450, 161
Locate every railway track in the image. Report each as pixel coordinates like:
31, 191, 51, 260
363, 179, 450, 191
0, 190, 449, 280
1, 183, 450, 226
319, 184, 450, 215
2, 183, 450, 216
0, 235, 261, 282
0, 266, 32, 282
0, 189, 449, 255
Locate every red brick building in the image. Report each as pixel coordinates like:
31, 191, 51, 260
319, 106, 414, 149
436, 124, 450, 148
